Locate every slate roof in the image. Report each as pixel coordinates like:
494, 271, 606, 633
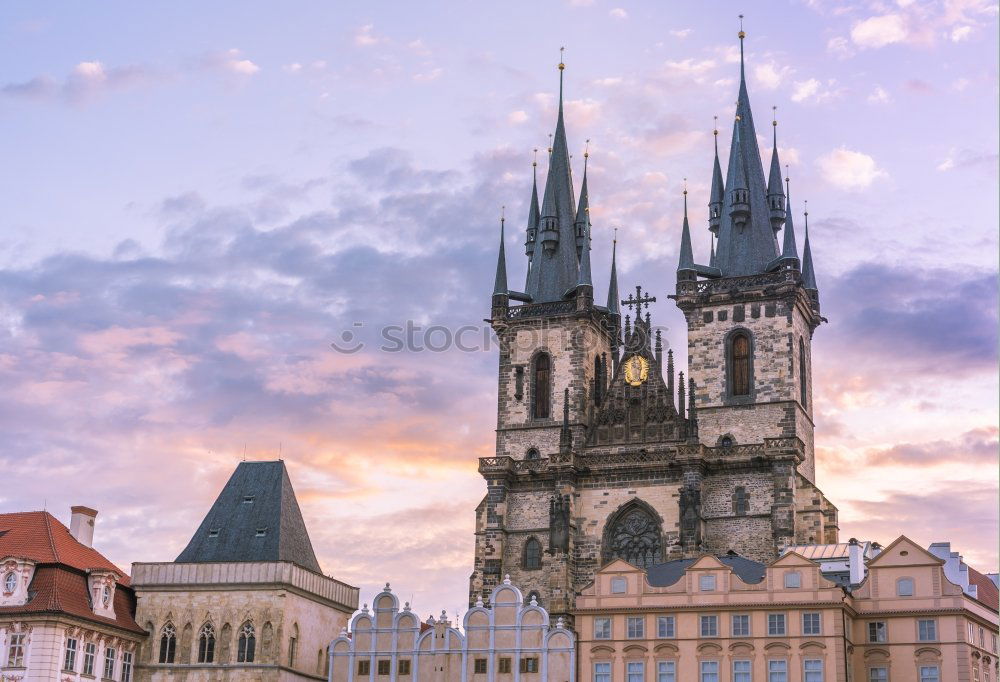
0, 511, 143, 634
175, 460, 323, 574
646, 554, 767, 587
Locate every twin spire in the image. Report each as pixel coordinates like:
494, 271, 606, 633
676, 21, 820, 301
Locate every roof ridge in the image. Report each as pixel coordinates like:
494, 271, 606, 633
42, 511, 60, 564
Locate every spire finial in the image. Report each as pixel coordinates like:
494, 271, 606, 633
738, 15, 746, 78
501, 204, 505, 225
532, 147, 538, 168
772, 105, 778, 146
613, 226, 618, 245
785, 163, 790, 194
683, 177, 688, 214
548, 133, 553, 155
558, 46, 565, 108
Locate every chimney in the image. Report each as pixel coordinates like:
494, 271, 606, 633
70, 506, 98, 548
847, 538, 865, 586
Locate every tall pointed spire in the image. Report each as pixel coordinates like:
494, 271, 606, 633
677, 179, 696, 276
527, 48, 579, 303
606, 230, 620, 315
779, 169, 799, 265
493, 209, 508, 296
709, 234, 717, 268
525, 149, 540, 259
575, 142, 593, 288
709, 117, 724, 235
767, 107, 786, 233
713, 17, 781, 278
801, 201, 818, 291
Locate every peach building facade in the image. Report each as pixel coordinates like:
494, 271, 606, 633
574, 536, 998, 682
330, 579, 574, 682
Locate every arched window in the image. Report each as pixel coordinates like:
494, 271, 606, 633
525, 448, 540, 460
532, 354, 551, 419
523, 537, 542, 570
197, 623, 215, 663
799, 337, 808, 408
603, 502, 662, 569
237, 622, 256, 663
288, 623, 298, 667
733, 487, 749, 516
594, 355, 602, 404
158, 623, 176, 664
730, 332, 751, 397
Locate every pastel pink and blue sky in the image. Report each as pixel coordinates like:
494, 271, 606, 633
1, 0, 997, 612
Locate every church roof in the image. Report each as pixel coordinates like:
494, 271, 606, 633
646, 554, 766, 587
175, 460, 323, 574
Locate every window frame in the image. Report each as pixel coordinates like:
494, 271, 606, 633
237, 622, 256, 663
398, 659, 411, 675
896, 577, 915, 597
799, 337, 808, 407
610, 577, 627, 594
784, 571, 801, 588
802, 612, 822, 636
520, 656, 539, 674
767, 659, 789, 682
867, 667, 888, 682
657, 615, 675, 639
159, 623, 176, 664
531, 352, 552, 420
104, 647, 117, 679
198, 623, 216, 663
918, 666, 940, 682
358, 660, 371, 675
84, 642, 97, 675
121, 651, 133, 682
725, 329, 755, 402
595, 662, 612, 682
7, 633, 25, 668
523, 537, 543, 570
699, 660, 720, 682
867, 621, 887, 643
699, 574, 717, 591
732, 659, 751, 682
594, 617, 612, 640
626, 616, 645, 639
626, 660, 644, 682
917, 618, 937, 642
656, 660, 675, 682
804, 659, 823, 682
498, 658, 512, 674
731, 613, 750, 637
767, 612, 787, 636
64, 637, 78, 672
699, 614, 719, 638
473, 658, 488, 674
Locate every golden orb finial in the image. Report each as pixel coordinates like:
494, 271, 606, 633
738, 14, 745, 40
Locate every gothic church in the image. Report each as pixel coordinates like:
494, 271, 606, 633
470, 31, 838, 621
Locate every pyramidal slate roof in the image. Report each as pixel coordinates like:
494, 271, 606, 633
646, 554, 767, 587
176, 460, 323, 574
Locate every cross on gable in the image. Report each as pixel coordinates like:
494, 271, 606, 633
621, 285, 656, 315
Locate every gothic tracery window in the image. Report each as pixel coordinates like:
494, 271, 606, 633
198, 623, 216, 664
237, 622, 256, 663
604, 505, 662, 569
159, 623, 176, 664
523, 537, 542, 570
799, 337, 808, 408
731, 332, 751, 396
533, 354, 551, 419
733, 487, 749, 516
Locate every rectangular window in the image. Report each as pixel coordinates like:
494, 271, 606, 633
897, 578, 914, 596
657, 661, 675, 682
378, 660, 391, 675
595, 617, 612, 639
520, 657, 539, 674
768, 660, 788, 682
104, 647, 117, 678
700, 660, 719, 682
700, 615, 718, 637
768, 613, 786, 636
804, 659, 823, 682
699, 574, 716, 591
358, 660, 371, 675
83, 643, 97, 676
993, 634, 998, 652
784, 571, 801, 588
595, 662, 611, 682
474, 658, 488, 674
627, 616, 645, 639
919, 666, 940, 682
868, 668, 888, 682
398, 660, 411, 675
918, 619, 937, 642
733, 660, 751, 682
868, 621, 887, 643
732, 614, 750, 637
627, 661, 644, 682
802, 612, 822, 636
64, 638, 78, 671
498, 658, 511, 674
970, 622, 976, 641
611, 577, 627, 594
980, 627, 985, 647
7, 633, 25, 667
657, 616, 675, 638
122, 652, 133, 682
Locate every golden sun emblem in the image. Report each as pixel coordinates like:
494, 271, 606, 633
623, 355, 649, 386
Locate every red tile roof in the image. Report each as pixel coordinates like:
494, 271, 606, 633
970, 566, 999, 612
0, 511, 144, 634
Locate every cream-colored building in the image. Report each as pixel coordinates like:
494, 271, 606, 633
132, 461, 359, 681
330, 578, 575, 682
0, 507, 145, 682
575, 536, 998, 682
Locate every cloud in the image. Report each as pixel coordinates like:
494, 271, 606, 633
826, 36, 855, 59
936, 148, 999, 172
413, 68, 443, 83
754, 61, 792, 90
864, 427, 999, 467
850, 13, 908, 48
354, 24, 386, 47
791, 78, 844, 104
669, 28, 693, 38
951, 24, 973, 40
507, 110, 528, 125
867, 85, 891, 104
609, 7, 628, 19
3, 61, 156, 104
817, 147, 887, 189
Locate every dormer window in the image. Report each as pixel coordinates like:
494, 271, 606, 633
102, 584, 112, 606
208, 529, 220, 538
243, 496, 255, 504
699, 574, 717, 591
3, 572, 15, 593
255, 528, 267, 537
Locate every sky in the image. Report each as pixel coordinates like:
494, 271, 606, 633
0, 0, 997, 618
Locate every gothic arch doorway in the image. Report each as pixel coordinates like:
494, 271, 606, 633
601, 499, 663, 568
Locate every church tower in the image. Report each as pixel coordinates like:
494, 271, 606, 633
470, 30, 839, 622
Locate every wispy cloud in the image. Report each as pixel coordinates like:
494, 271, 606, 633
817, 147, 887, 189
